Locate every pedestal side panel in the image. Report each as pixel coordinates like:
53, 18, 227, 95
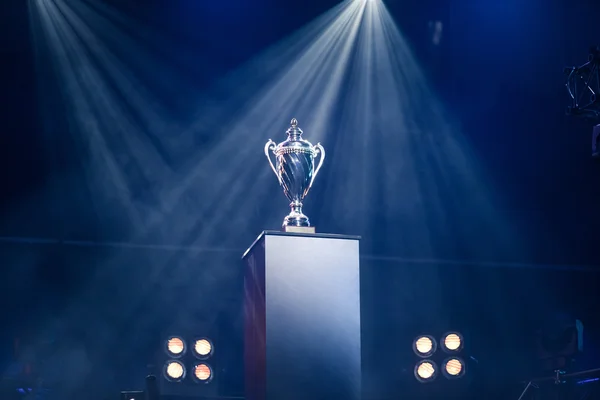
244, 239, 266, 400
264, 235, 361, 400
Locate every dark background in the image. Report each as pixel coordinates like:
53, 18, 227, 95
1, 0, 599, 398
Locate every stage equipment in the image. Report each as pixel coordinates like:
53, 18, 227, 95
442, 357, 466, 379
166, 337, 186, 357
159, 335, 217, 397
516, 367, 600, 400
119, 376, 160, 400
535, 319, 583, 372
145, 375, 160, 400
264, 119, 325, 233
413, 335, 437, 358
564, 46, 600, 157
243, 231, 361, 400
414, 360, 438, 383
412, 331, 467, 383
441, 332, 463, 353
120, 391, 144, 400
164, 360, 186, 382
192, 363, 213, 383
565, 46, 600, 119
193, 338, 213, 359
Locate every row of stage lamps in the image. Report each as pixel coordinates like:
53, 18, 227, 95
164, 337, 214, 384
413, 332, 466, 382
164, 360, 213, 384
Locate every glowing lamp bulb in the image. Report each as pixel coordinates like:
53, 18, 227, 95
194, 363, 212, 381
194, 339, 212, 357
444, 333, 462, 351
445, 358, 463, 376
417, 362, 435, 379
415, 336, 433, 354
165, 361, 185, 380
167, 337, 185, 355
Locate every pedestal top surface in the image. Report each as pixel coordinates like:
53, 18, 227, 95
242, 230, 361, 259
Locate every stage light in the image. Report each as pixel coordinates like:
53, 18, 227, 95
193, 363, 213, 383
414, 360, 438, 383
565, 46, 600, 121
536, 318, 583, 372
441, 332, 463, 352
193, 338, 213, 359
166, 337, 186, 357
164, 360, 186, 382
442, 357, 466, 379
413, 335, 437, 357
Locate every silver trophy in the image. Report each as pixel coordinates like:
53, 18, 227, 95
264, 118, 325, 231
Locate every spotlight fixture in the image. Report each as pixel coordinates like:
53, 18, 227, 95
441, 332, 463, 353
193, 363, 213, 383
442, 357, 466, 379
166, 337, 186, 357
414, 359, 438, 383
193, 338, 214, 359
536, 318, 583, 372
164, 360, 186, 382
413, 335, 437, 358
565, 46, 600, 120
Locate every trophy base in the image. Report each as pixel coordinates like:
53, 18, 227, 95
283, 225, 316, 234
282, 201, 313, 232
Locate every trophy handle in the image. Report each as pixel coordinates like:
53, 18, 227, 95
264, 139, 281, 185
310, 143, 325, 187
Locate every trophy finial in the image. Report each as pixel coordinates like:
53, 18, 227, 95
286, 118, 303, 139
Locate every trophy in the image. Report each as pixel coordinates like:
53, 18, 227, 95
264, 118, 325, 233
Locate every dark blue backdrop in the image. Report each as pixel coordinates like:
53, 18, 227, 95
1, 0, 599, 398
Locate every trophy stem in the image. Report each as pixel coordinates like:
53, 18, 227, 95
290, 200, 302, 215
282, 200, 310, 227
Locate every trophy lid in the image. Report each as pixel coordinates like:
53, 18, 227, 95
286, 118, 303, 140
